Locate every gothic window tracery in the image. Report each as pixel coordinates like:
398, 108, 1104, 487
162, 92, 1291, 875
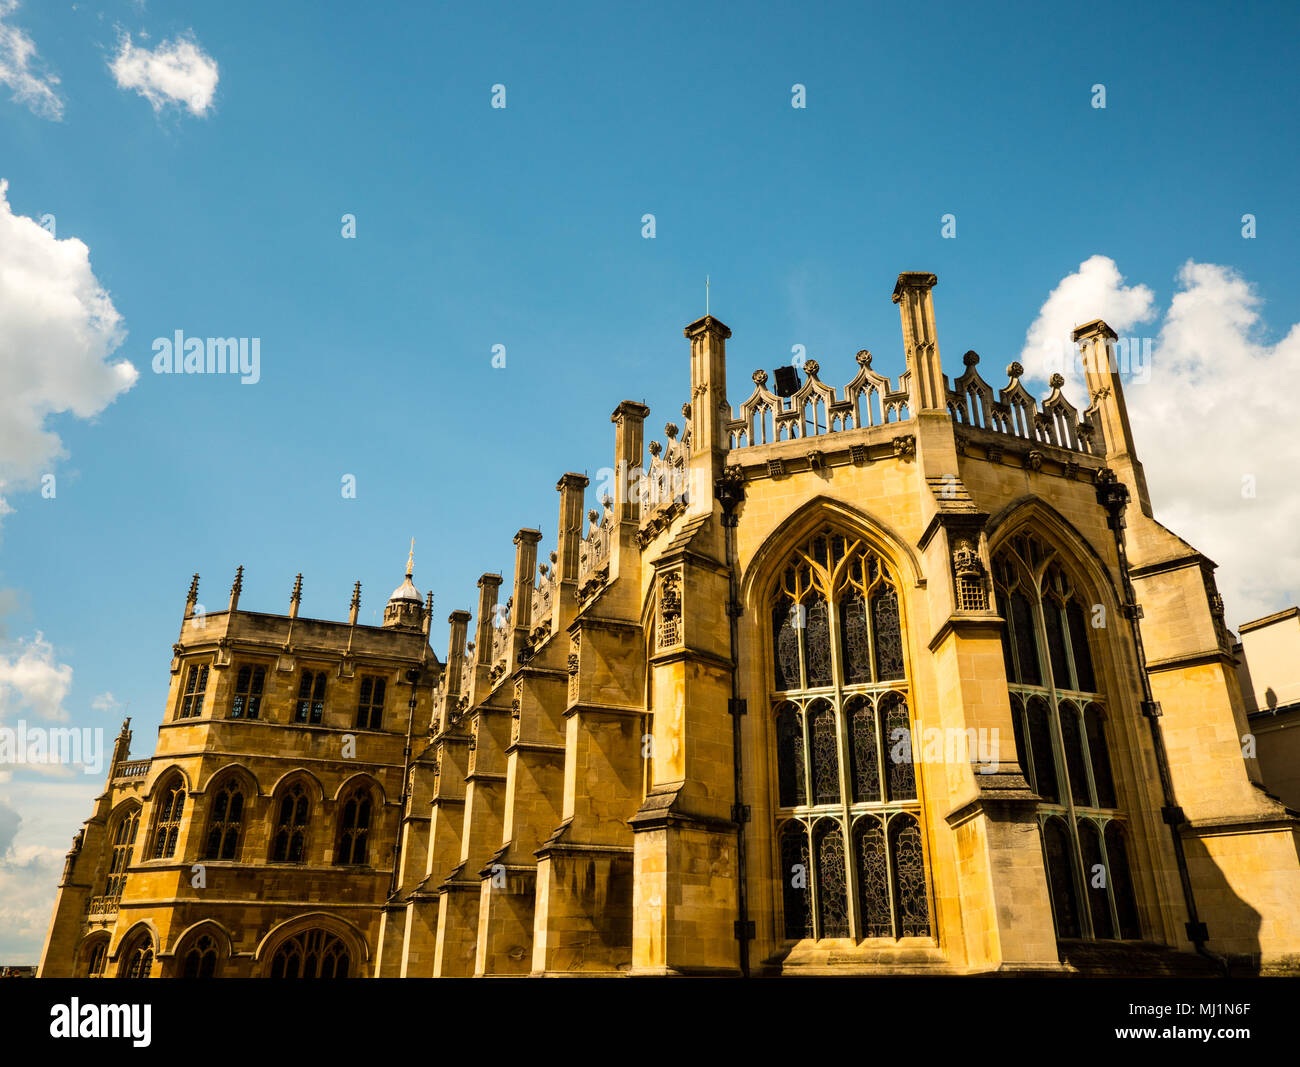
356, 676, 386, 730
294, 670, 327, 724
176, 662, 210, 719
270, 781, 310, 863
769, 526, 932, 943
105, 807, 139, 898
269, 929, 350, 978
335, 785, 373, 865
203, 778, 244, 861
181, 933, 220, 978
121, 933, 154, 978
230, 664, 265, 719
150, 776, 186, 859
994, 530, 1139, 942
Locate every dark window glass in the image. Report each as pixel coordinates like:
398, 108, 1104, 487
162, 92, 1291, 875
203, 779, 243, 860
1010, 593, 1041, 685
1105, 822, 1142, 940
1043, 597, 1071, 688
1026, 698, 1058, 803
1078, 819, 1113, 938
271, 783, 310, 863
775, 704, 805, 807
779, 822, 812, 940
151, 780, 185, 859
335, 787, 372, 865
1059, 702, 1091, 807
1085, 705, 1117, 808
295, 671, 327, 724
1009, 695, 1029, 782
996, 590, 1017, 681
269, 930, 349, 979
1042, 817, 1081, 938
181, 934, 219, 978
178, 664, 209, 719
356, 677, 386, 730
1066, 601, 1097, 692
231, 665, 265, 719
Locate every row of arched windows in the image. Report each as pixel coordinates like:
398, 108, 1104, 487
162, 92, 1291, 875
109, 774, 378, 876
82, 927, 354, 978
174, 663, 390, 730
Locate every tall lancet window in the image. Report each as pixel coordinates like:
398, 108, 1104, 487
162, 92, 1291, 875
770, 527, 932, 942
994, 530, 1141, 942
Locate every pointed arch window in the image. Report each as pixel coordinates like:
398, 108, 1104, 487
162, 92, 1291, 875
270, 781, 310, 863
269, 929, 350, 978
121, 934, 154, 978
83, 939, 109, 978
181, 933, 220, 978
995, 531, 1138, 943
150, 777, 185, 859
335, 785, 373, 865
105, 807, 139, 898
768, 527, 932, 942
203, 778, 245, 860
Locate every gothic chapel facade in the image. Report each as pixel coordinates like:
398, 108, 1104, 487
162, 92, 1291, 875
40, 273, 1300, 977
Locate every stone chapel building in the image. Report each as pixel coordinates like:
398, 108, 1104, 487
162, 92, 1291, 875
38, 272, 1300, 977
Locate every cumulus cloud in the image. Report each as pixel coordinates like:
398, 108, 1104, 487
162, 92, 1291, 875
0, 0, 63, 120
90, 691, 124, 714
109, 31, 218, 116
1019, 256, 1300, 628
0, 633, 72, 722
0, 180, 137, 523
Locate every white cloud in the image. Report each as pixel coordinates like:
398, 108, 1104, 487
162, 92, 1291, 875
0, 633, 73, 722
110, 31, 218, 116
0, 180, 137, 523
0, 0, 63, 120
90, 691, 123, 714
1019, 257, 1300, 629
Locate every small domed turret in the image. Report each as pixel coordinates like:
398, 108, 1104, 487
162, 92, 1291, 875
383, 540, 424, 631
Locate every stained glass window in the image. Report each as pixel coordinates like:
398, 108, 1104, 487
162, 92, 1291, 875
854, 816, 892, 937
776, 703, 806, 807
882, 693, 915, 801
839, 594, 871, 684
809, 701, 840, 805
872, 591, 904, 680
805, 599, 832, 688
768, 526, 929, 944
814, 820, 849, 938
890, 813, 931, 937
773, 599, 800, 691
779, 822, 813, 939
848, 696, 880, 803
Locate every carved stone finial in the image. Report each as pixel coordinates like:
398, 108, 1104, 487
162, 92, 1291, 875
549, 550, 558, 564
681, 402, 691, 419
351, 581, 361, 608
856, 349, 872, 367
751, 369, 768, 386
231, 565, 244, 597
963, 350, 979, 367
186, 573, 200, 603
1006, 361, 1024, 380
664, 422, 679, 440
538, 563, 549, 578
1049, 373, 1065, 389
648, 440, 662, 457
291, 573, 303, 604
803, 359, 820, 378
588, 508, 599, 525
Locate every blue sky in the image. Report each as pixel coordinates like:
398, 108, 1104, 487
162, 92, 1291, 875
1, 0, 1298, 960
